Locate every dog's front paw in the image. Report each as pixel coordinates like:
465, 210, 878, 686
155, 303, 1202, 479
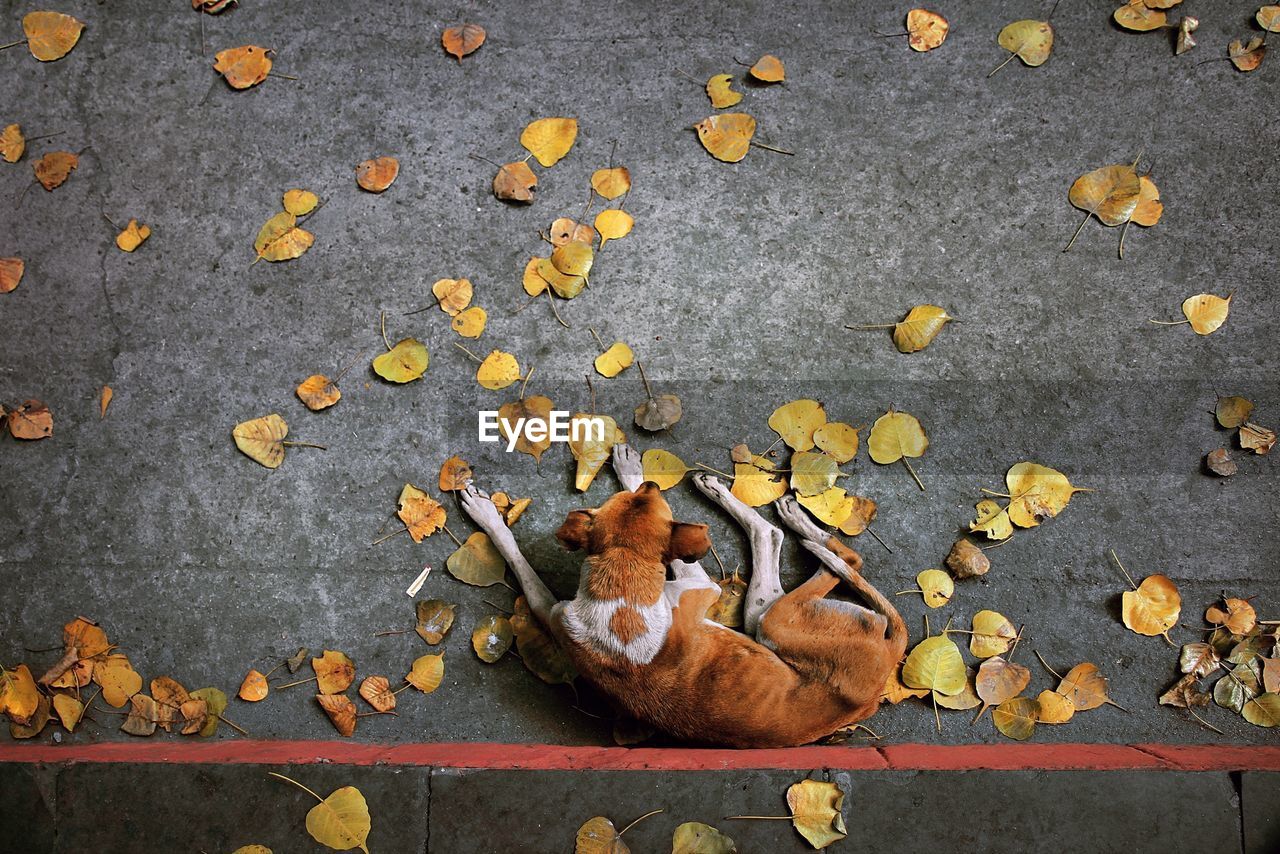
612, 443, 644, 491
691, 472, 729, 499
776, 495, 828, 542
460, 484, 504, 530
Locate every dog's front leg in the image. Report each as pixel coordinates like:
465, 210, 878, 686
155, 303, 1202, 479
611, 443, 645, 492
460, 484, 558, 626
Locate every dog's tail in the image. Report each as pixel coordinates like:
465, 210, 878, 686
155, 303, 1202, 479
820, 537, 910, 658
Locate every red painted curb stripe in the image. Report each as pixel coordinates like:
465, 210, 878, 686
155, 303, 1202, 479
2, 741, 1279, 771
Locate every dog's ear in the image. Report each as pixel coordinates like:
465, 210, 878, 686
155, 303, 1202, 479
666, 522, 711, 563
555, 509, 594, 551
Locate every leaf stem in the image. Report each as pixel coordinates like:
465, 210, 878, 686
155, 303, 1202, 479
864, 525, 893, 553
750, 140, 794, 156
267, 771, 323, 803
987, 50, 1018, 78
618, 808, 664, 835
0, 39, 27, 51
380, 310, 391, 350
1109, 548, 1138, 591
902, 457, 925, 491
454, 342, 483, 363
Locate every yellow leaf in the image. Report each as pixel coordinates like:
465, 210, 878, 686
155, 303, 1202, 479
1181, 293, 1231, 335
1034, 689, 1075, 724
415, 599, 456, 644
1215, 395, 1254, 429
785, 779, 846, 849
356, 156, 399, 193
522, 257, 548, 296
373, 339, 429, 383
996, 19, 1054, 67
789, 450, 839, 496
316, 693, 357, 737
297, 374, 341, 411
594, 341, 634, 377
114, 219, 151, 252
306, 785, 371, 853
1114, 2, 1166, 31
283, 189, 318, 215
397, 484, 446, 542
447, 532, 507, 586
23, 11, 84, 62
970, 610, 1017, 658
536, 257, 585, 299
812, 422, 858, 463
441, 22, 485, 60
1069, 163, 1141, 227
882, 666, 930, 704
902, 635, 965, 695
837, 495, 877, 536
706, 73, 743, 108
472, 615, 514, 663
438, 456, 473, 492
731, 454, 787, 507
705, 570, 747, 628
768, 399, 826, 451
253, 211, 314, 262
915, 569, 953, 608
893, 304, 952, 353
451, 306, 487, 338
33, 150, 77, 190
868, 408, 928, 464
500, 395, 555, 462
749, 54, 785, 83
231, 846, 273, 853
1243, 693, 1280, 727
797, 487, 854, 527
238, 669, 268, 702
491, 492, 532, 526
1057, 662, 1116, 711
906, 8, 949, 51
1131, 175, 1162, 227
594, 209, 634, 249
232, 413, 290, 468
552, 240, 594, 279
99, 384, 113, 419
405, 653, 444, 693
213, 45, 272, 89
993, 696, 1038, 740
641, 449, 689, 490
575, 816, 629, 854
976, 657, 1031, 709
92, 655, 141, 708
1122, 574, 1181, 638
934, 667, 981, 710
1, 123, 25, 163
432, 278, 473, 315
1, 665, 40, 724
1005, 462, 1085, 529
970, 499, 1013, 540
569, 414, 624, 491
694, 113, 756, 163
493, 160, 537, 202
312, 650, 356, 695
512, 596, 577, 685
476, 349, 521, 390
359, 676, 396, 712
590, 166, 631, 200
520, 117, 578, 167
672, 821, 736, 854
189, 686, 227, 737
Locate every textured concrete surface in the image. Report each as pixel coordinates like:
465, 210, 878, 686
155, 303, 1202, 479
0, 763, 1251, 853
1, 0, 1278, 757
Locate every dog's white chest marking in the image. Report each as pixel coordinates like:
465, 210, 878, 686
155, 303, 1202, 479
561, 571, 673, 666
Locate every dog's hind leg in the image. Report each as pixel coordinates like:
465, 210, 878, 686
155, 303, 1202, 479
692, 473, 784, 636
460, 484, 559, 626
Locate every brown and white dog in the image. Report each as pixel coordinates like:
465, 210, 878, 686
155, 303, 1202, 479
460, 444, 908, 748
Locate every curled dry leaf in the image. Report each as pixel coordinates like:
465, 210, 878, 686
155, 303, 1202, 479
232, 413, 290, 468
595, 341, 634, 378
1243, 693, 1280, 727
785, 779, 846, 850
706, 569, 747, 628
634, 390, 682, 432
706, 73, 743, 108
892, 305, 952, 353
996, 19, 1054, 68
1206, 598, 1257, 635
1160, 673, 1209, 708
0, 124, 24, 163
313, 650, 356, 695
1176, 16, 1199, 54
595, 209, 634, 248
193, 0, 238, 14
1131, 176, 1162, 227
415, 599, 457, 644
591, 166, 631, 200
970, 499, 1012, 540
23, 11, 85, 61
432, 277, 473, 316
1214, 661, 1260, 714
993, 696, 1039, 741
838, 495, 877, 536
946, 538, 990, 579
397, 484, 446, 542
1206, 448, 1237, 477
373, 339, 429, 383
695, 113, 756, 163
316, 693, 357, 737
969, 610, 1016, 659
1259, 5, 1280, 32
297, 374, 340, 411
472, 614, 514, 663
550, 217, 596, 247
190, 687, 227, 737
99, 385, 113, 419
8, 399, 53, 440
238, 669, 269, 701
439, 456, 473, 492
213, 45, 272, 89
1181, 293, 1231, 335
749, 54, 785, 83
915, 569, 953, 609
121, 694, 157, 736
53, 693, 84, 732
641, 449, 690, 490
521, 117, 578, 167
406, 653, 444, 693
1122, 574, 1181, 638
1180, 642, 1221, 679
34, 151, 77, 190
283, 189, 318, 216
490, 491, 532, 526
770, 399, 826, 451
359, 675, 396, 712
356, 156, 399, 193
441, 23, 485, 60
253, 212, 313, 263
0, 257, 24, 293
1240, 423, 1276, 455
115, 219, 151, 252
494, 161, 537, 202
1230, 37, 1266, 72
906, 9, 949, 51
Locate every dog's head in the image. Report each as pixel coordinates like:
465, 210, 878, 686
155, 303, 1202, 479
555, 482, 712, 564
